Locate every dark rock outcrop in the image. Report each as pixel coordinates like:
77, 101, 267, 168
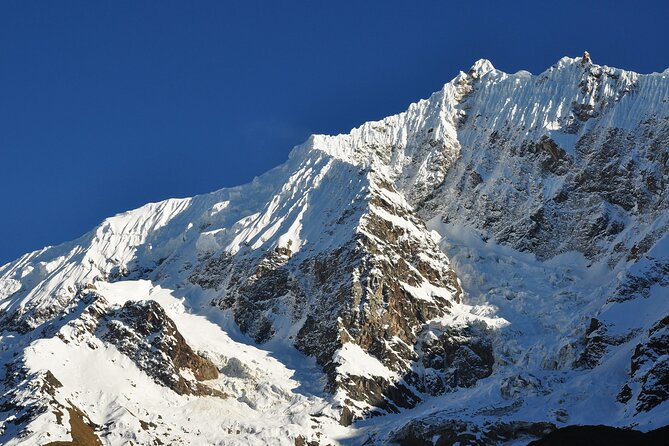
98, 300, 222, 397
630, 315, 669, 412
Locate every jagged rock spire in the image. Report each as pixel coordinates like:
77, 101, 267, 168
582, 50, 592, 64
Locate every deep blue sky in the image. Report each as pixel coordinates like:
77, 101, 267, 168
2, 1, 668, 264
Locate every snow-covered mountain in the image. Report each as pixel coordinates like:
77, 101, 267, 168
1, 53, 668, 445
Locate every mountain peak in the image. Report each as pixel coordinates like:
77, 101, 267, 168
582, 50, 592, 64
468, 58, 495, 78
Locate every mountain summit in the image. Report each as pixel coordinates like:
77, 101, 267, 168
1, 56, 668, 445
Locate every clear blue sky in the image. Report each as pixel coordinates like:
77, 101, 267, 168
1, 0, 668, 264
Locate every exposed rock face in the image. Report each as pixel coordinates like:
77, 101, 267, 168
409, 322, 493, 394
0, 291, 223, 443
574, 317, 636, 369
630, 316, 669, 412
43, 405, 103, 446
98, 300, 221, 397
193, 176, 469, 416
419, 96, 669, 264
